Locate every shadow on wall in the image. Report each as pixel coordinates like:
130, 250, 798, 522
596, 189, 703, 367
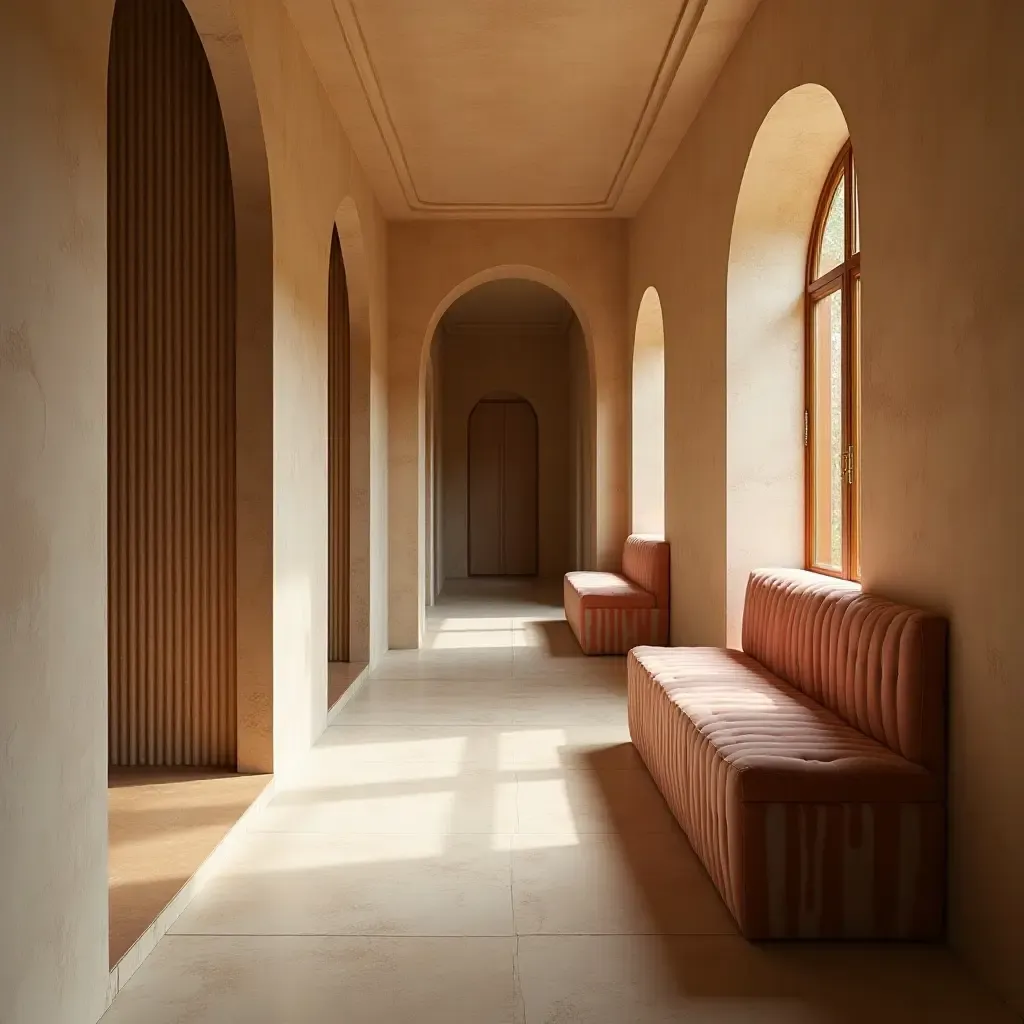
725, 83, 849, 646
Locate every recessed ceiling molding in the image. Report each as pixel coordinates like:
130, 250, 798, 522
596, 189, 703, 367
328, 0, 418, 205
329, 0, 710, 214
604, 0, 709, 209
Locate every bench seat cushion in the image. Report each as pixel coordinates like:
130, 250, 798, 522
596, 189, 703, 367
565, 571, 657, 609
564, 572, 662, 655
630, 646, 940, 805
628, 644, 945, 939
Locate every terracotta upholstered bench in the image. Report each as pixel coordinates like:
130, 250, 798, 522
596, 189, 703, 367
564, 534, 669, 655
628, 567, 947, 940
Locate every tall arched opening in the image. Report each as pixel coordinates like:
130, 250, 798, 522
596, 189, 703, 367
327, 227, 351, 671
421, 277, 589, 634
106, 0, 274, 977
631, 286, 666, 536
726, 84, 849, 644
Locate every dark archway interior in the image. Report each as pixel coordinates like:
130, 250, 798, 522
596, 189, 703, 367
422, 279, 590, 607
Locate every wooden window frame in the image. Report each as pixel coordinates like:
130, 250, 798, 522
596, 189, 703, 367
804, 140, 861, 581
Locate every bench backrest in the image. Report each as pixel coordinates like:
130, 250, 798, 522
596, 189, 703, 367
622, 535, 670, 610
741, 568, 947, 773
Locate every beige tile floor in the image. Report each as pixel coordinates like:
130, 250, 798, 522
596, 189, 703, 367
101, 579, 1018, 1023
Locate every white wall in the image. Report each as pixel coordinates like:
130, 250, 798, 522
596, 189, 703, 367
0, 3, 113, 1020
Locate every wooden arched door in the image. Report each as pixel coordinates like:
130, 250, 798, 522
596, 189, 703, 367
468, 398, 539, 576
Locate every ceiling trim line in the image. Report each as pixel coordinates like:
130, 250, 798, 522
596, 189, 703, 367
331, 0, 708, 213
602, 0, 710, 207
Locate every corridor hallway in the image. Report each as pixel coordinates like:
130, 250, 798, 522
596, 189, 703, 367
100, 582, 1013, 1023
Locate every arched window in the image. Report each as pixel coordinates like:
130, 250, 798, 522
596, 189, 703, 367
806, 141, 861, 580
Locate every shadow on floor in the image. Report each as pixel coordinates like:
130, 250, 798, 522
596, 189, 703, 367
576, 744, 1007, 1021
518, 618, 590, 658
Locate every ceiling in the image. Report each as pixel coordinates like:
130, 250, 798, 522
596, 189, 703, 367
283, 0, 761, 218
441, 279, 574, 331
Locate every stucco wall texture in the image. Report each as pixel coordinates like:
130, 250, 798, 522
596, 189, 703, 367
1, 4, 114, 1021
1, 0, 388, 1020
4, 0, 1024, 1021
629, 0, 1024, 1014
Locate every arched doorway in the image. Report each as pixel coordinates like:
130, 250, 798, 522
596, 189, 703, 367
468, 396, 539, 576
632, 286, 665, 535
421, 277, 587, 610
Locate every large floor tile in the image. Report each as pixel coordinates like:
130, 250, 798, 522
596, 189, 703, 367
425, 615, 515, 631
171, 832, 513, 937
306, 723, 640, 775
341, 680, 527, 725
251, 771, 519, 835
496, 724, 639, 770
515, 768, 678, 835
102, 935, 520, 1023
511, 648, 627, 680
512, 832, 736, 936
310, 724, 520, 772
516, 935, 1019, 1024
370, 649, 514, 681
508, 694, 628, 727
421, 627, 512, 651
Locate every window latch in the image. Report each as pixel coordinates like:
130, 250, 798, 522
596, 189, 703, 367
846, 444, 855, 485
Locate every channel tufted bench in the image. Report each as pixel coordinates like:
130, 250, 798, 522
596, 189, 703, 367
628, 567, 947, 940
564, 535, 670, 655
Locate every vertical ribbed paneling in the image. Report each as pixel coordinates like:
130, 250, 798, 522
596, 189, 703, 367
108, 0, 237, 767
327, 229, 351, 662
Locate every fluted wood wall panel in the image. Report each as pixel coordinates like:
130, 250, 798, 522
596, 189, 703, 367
108, 0, 237, 766
328, 229, 351, 662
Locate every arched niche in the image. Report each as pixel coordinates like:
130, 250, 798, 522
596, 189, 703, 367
726, 83, 849, 644
107, 0, 274, 773
331, 196, 374, 664
632, 286, 666, 536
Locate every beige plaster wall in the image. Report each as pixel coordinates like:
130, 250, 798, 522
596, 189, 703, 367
439, 325, 573, 581
629, 0, 1024, 1012
1, 0, 388, 1019
229, 0, 389, 773
1, 4, 114, 1019
388, 219, 629, 648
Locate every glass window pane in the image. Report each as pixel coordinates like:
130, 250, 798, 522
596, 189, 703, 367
812, 289, 844, 570
851, 159, 860, 255
817, 175, 845, 278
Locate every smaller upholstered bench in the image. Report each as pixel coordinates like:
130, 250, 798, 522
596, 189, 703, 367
628, 568, 947, 940
564, 534, 669, 655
